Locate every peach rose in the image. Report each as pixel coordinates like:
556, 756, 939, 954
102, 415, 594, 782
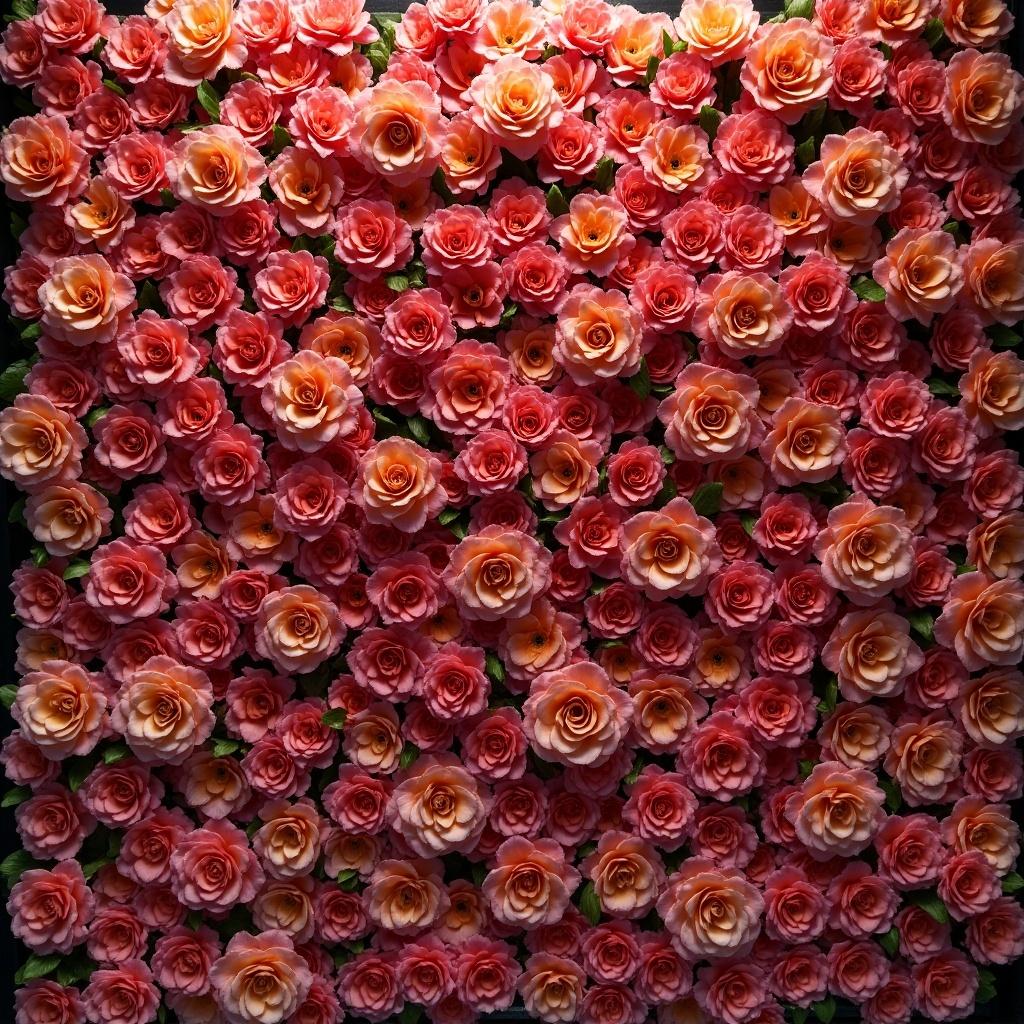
813, 494, 914, 605
674, 0, 758, 66
366, 859, 448, 935
760, 397, 846, 485
164, 0, 247, 87
469, 55, 563, 158
39, 253, 135, 346
657, 858, 763, 959
254, 585, 344, 675
740, 19, 835, 124
443, 526, 551, 622
522, 661, 632, 768
13, 660, 106, 761
581, 831, 666, 920
872, 228, 963, 325
955, 668, 1024, 747
111, 655, 215, 766
210, 930, 313, 1024
0, 114, 88, 206
518, 954, 586, 1024
389, 755, 489, 856
355, 437, 446, 533
786, 761, 887, 859
0, 395, 86, 490
822, 609, 924, 703
350, 78, 445, 184
885, 714, 964, 806
658, 362, 764, 463
620, 496, 721, 599
803, 128, 908, 224
961, 350, 1024, 438
638, 122, 712, 195
529, 431, 602, 510
962, 238, 1024, 328
934, 572, 1024, 670
945, 49, 1024, 145
483, 836, 581, 928
554, 286, 643, 385
252, 799, 324, 880
692, 271, 792, 357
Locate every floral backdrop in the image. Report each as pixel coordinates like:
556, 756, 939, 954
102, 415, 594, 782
1, 0, 1024, 1022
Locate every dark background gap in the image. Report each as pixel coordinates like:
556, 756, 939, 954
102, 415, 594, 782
0, 0, 1023, 1020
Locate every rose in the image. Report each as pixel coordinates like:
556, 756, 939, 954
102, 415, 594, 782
483, 837, 581, 928
443, 526, 551, 621
934, 572, 1024, 670
82, 961, 160, 1024
785, 761, 887, 859
7, 861, 93, 954
209, 930, 313, 1024
523, 662, 632, 768
366, 859, 447, 935
389, 755, 489, 856
13, 660, 106, 761
657, 858, 763, 960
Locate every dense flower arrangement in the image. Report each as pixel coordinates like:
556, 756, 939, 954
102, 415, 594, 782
2, 0, 1024, 1021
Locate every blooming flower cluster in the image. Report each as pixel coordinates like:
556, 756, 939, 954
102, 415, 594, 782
2, 0, 1024, 1022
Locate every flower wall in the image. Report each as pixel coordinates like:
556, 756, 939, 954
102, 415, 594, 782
1, 0, 1024, 1023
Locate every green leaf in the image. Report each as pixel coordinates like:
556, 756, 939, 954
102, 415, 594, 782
1, 849, 37, 887
881, 779, 902, 813
643, 55, 660, 85
795, 137, 817, 169
62, 561, 91, 581
879, 926, 900, 956
66, 759, 91, 792
366, 39, 392, 77
817, 676, 839, 716
102, 79, 127, 97
579, 881, 601, 925
0, 359, 33, 401
7, 497, 25, 524
437, 508, 461, 526
400, 742, 420, 770
212, 738, 241, 758
627, 358, 651, 399
399, 1002, 423, 1024
784, 0, 815, 19
928, 378, 960, 398
546, 184, 569, 217
55, 952, 92, 987
499, 302, 519, 328
812, 997, 835, 1024
1, 786, 29, 808
485, 653, 506, 684
372, 13, 398, 49
790, 1009, 809, 1024
385, 273, 409, 292
406, 415, 431, 446
594, 156, 616, 193
699, 104, 722, 142
269, 124, 291, 158
321, 708, 348, 730
910, 891, 951, 924
31, 546, 49, 567
977, 969, 996, 1004
853, 276, 887, 302
337, 868, 360, 890
102, 743, 131, 765
908, 608, 934, 642
691, 482, 724, 518
990, 324, 1022, 349
15, 954, 62, 985
740, 512, 757, 537
9, 0, 35, 19
799, 759, 815, 779
196, 81, 221, 121
85, 407, 110, 429
662, 29, 675, 56
923, 16, 945, 48
1002, 871, 1024, 894
624, 756, 643, 786
0, 684, 18, 709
